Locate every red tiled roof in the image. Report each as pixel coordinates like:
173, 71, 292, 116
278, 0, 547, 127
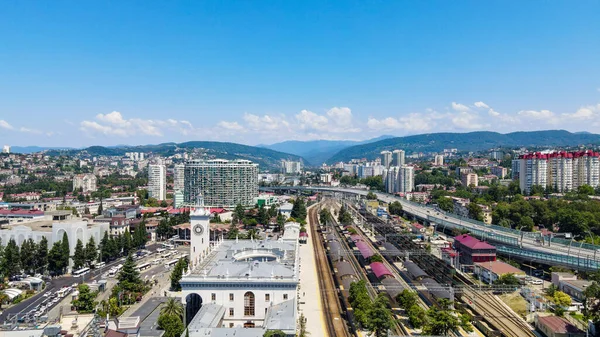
0, 209, 44, 216
475, 260, 525, 275
454, 234, 496, 250
538, 315, 582, 334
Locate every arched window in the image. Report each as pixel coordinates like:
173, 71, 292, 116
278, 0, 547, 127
244, 292, 255, 316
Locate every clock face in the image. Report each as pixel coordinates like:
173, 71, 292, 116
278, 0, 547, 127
193, 224, 204, 235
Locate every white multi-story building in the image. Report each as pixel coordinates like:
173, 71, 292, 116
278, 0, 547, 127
180, 198, 299, 335
380, 151, 392, 168
491, 166, 508, 179
184, 159, 258, 208
461, 172, 479, 187
281, 160, 302, 174
72, 174, 97, 193
518, 151, 600, 194
2, 145, 10, 154
511, 159, 520, 180
434, 155, 444, 166
398, 165, 414, 193
148, 163, 166, 200
392, 150, 405, 167
174, 163, 185, 192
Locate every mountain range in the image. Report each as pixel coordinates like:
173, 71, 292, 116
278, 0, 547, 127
327, 130, 600, 163
260, 135, 394, 165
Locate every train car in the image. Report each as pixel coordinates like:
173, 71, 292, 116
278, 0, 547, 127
420, 277, 454, 301
404, 260, 429, 280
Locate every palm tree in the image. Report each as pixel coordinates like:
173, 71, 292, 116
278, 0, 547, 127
160, 297, 183, 318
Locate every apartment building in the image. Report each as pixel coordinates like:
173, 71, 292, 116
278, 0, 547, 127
174, 163, 185, 192
518, 151, 600, 194
392, 149, 405, 167
380, 151, 392, 168
281, 160, 302, 174
461, 172, 478, 187
383, 165, 414, 193
434, 154, 444, 166
148, 163, 166, 200
490, 166, 507, 179
72, 174, 97, 193
184, 159, 258, 208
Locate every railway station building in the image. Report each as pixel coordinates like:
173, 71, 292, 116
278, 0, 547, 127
180, 197, 300, 337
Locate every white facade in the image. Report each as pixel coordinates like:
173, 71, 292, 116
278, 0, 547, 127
434, 154, 444, 166
281, 160, 302, 174
148, 164, 166, 200
392, 150, 405, 167
174, 164, 185, 192
73, 174, 97, 193
399, 165, 414, 193
2, 145, 10, 154
461, 172, 479, 187
380, 151, 392, 168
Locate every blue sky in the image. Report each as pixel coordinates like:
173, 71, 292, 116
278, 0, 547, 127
1, 1, 599, 147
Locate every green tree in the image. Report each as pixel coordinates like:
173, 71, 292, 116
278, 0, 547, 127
234, 204, 245, 224
134, 221, 148, 248
459, 313, 474, 332
118, 253, 141, 290
407, 304, 426, 328
366, 192, 378, 200
72, 239, 86, 270
160, 297, 184, 318
388, 201, 403, 216
170, 259, 185, 291
467, 203, 484, 221
157, 313, 184, 337
291, 198, 307, 220
578, 185, 594, 196
258, 204, 269, 225
48, 241, 65, 275
36, 236, 49, 274
61, 232, 70, 269
156, 219, 172, 241
20, 238, 36, 275
276, 211, 286, 231
369, 255, 384, 263
546, 283, 558, 297
85, 237, 98, 267
436, 197, 454, 212
367, 293, 393, 337
3, 239, 21, 278
263, 330, 286, 337
268, 204, 278, 218
494, 273, 520, 286
553, 291, 572, 307
348, 280, 372, 328
423, 299, 459, 336
319, 208, 332, 224
122, 230, 133, 255
72, 284, 98, 313
396, 289, 418, 310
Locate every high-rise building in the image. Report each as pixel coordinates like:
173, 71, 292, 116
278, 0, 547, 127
2, 145, 10, 154
398, 165, 414, 193
511, 159, 520, 180
380, 151, 393, 168
461, 172, 479, 187
148, 164, 167, 200
517, 151, 600, 194
392, 150, 405, 167
174, 164, 185, 192
281, 160, 302, 174
491, 166, 508, 179
184, 159, 259, 208
73, 174, 97, 193
434, 155, 444, 166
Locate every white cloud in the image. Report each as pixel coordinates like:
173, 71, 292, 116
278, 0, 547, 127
518, 109, 554, 119
242, 113, 289, 132
451, 111, 487, 129
474, 101, 490, 109
562, 104, 600, 120
0, 120, 14, 130
218, 121, 244, 131
451, 102, 470, 112
326, 107, 353, 127
488, 109, 500, 117
19, 127, 43, 134
80, 111, 199, 137
295, 110, 328, 131
367, 113, 433, 132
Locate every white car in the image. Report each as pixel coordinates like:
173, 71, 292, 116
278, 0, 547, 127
530, 279, 543, 285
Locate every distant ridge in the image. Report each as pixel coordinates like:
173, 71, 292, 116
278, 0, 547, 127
262, 135, 395, 165
327, 130, 600, 163
45, 141, 305, 170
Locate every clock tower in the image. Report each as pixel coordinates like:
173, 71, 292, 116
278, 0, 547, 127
190, 194, 210, 268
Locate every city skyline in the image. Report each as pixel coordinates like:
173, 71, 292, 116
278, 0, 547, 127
1, 1, 600, 147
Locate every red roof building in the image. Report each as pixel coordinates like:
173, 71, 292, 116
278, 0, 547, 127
536, 315, 585, 337
453, 234, 496, 265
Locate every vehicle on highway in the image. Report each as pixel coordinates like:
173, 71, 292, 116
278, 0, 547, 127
72, 267, 90, 277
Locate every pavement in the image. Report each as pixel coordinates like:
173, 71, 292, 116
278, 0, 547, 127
132, 297, 172, 337
298, 205, 328, 337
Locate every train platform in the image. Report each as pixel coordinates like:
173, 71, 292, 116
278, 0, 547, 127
298, 205, 329, 337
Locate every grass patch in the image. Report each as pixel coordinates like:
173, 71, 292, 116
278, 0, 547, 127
499, 291, 527, 317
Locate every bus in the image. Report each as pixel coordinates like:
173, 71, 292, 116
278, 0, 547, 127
156, 248, 166, 254
73, 267, 90, 277
161, 252, 172, 259
108, 268, 118, 277
162, 243, 175, 250
92, 262, 105, 269
136, 263, 151, 272
164, 259, 179, 269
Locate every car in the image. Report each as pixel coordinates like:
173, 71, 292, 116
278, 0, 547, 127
531, 279, 543, 285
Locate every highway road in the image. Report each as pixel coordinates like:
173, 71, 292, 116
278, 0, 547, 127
307, 186, 600, 262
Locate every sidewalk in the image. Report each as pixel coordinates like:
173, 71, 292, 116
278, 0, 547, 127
297, 205, 328, 337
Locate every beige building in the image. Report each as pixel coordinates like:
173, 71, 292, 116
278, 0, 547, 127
461, 172, 478, 187
73, 174, 97, 193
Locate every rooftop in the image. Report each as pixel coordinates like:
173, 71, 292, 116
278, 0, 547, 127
454, 234, 496, 250
475, 260, 525, 276
538, 315, 583, 334
183, 238, 299, 284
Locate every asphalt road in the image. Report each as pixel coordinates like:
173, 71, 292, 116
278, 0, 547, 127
0, 243, 164, 324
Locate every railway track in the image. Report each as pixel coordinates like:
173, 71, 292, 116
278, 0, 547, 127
309, 203, 351, 337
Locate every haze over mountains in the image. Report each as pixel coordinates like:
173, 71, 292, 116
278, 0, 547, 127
10, 130, 600, 168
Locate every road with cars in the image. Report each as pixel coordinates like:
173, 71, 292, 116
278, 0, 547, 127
0, 243, 167, 325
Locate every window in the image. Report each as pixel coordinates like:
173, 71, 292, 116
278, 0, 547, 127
229, 323, 234, 328
283, 294, 288, 300
229, 308, 234, 316
244, 292, 255, 316
243, 322, 255, 328
265, 294, 270, 301
229, 293, 234, 301
211, 293, 216, 301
